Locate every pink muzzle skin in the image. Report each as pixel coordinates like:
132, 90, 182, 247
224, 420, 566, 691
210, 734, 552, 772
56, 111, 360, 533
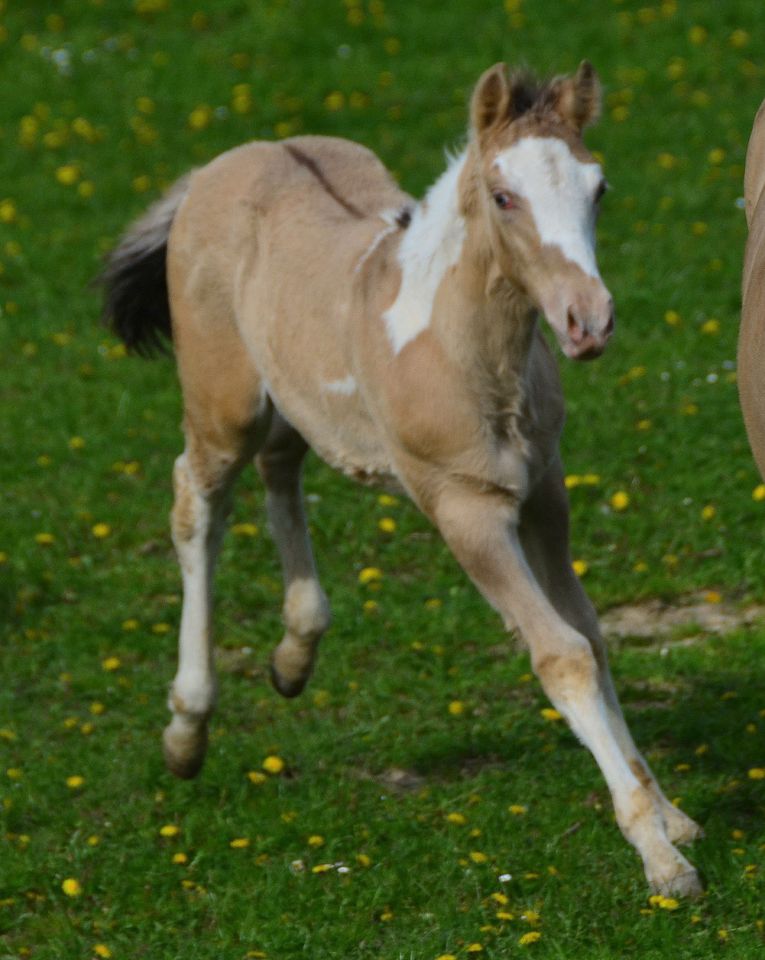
559, 295, 615, 361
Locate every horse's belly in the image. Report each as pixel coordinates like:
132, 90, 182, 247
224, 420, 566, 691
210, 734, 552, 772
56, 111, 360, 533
271, 381, 401, 489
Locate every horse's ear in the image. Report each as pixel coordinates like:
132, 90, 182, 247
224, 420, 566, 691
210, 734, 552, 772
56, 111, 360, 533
470, 63, 511, 139
551, 61, 601, 132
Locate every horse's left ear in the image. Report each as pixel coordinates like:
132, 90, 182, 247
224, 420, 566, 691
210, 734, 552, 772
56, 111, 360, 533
470, 63, 512, 140
551, 61, 601, 132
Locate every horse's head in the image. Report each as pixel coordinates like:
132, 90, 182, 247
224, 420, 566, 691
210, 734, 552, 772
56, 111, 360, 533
469, 62, 614, 361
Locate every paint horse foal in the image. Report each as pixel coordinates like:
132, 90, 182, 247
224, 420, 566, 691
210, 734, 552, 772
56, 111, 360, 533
102, 63, 703, 894
740, 97, 765, 480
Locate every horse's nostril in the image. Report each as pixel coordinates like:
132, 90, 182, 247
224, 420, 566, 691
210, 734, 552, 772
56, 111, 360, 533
567, 308, 583, 343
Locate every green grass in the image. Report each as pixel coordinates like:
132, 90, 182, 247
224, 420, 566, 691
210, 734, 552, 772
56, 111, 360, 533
1, 0, 765, 957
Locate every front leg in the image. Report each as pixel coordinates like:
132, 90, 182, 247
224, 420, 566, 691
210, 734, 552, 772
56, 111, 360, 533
520, 460, 703, 848
432, 480, 702, 897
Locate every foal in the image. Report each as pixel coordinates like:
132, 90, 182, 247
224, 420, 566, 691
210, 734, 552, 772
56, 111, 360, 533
102, 62, 703, 894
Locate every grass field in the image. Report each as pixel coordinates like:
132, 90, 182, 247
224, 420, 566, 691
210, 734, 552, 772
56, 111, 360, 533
2, 1, 765, 957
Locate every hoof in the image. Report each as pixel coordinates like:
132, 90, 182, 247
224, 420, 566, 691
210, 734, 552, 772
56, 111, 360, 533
270, 635, 316, 699
270, 661, 309, 699
162, 721, 208, 779
650, 867, 704, 899
663, 807, 705, 846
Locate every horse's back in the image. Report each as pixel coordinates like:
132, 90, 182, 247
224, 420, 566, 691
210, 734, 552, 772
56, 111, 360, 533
739, 98, 765, 480
167, 134, 411, 485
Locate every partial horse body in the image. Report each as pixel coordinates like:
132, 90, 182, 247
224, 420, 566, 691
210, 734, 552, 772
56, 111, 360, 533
740, 98, 765, 479
101, 63, 703, 894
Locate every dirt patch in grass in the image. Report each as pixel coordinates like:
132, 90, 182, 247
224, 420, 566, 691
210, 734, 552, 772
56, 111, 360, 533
602, 592, 765, 643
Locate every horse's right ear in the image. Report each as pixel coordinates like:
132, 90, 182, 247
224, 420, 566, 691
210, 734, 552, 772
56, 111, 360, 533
470, 63, 511, 140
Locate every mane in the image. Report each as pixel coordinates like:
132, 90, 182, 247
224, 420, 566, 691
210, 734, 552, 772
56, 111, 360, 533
506, 68, 563, 121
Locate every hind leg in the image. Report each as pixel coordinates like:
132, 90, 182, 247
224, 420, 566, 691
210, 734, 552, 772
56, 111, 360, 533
256, 412, 330, 698
162, 290, 270, 777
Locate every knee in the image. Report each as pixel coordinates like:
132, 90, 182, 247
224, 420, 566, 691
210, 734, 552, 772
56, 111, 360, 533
533, 638, 598, 704
171, 456, 200, 544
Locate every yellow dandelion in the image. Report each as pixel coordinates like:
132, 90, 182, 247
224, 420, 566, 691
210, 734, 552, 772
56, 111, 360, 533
92, 523, 111, 539
448, 700, 465, 716
466, 946, 483, 954
664, 309, 681, 326
434, 955, 457, 960
102, 656, 121, 671
610, 491, 630, 511
66, 775, 85, 789
378, 494, 398, 507
247, 770, 267, 785
232, 522, 259, 536
571, 559, 588, 577
508, 804, 527, 815
188, 105, 213, 130
657, 153, 677, 170
363, 599, 379, 613
701, 318, 720, 335
89, 702, 105, 715
752, 484, 765, 502
122, 619, 139, 631
159, 824, 180, 837
6, 768, 23, 780
491, 892, 509, 905
356, 853, 372, 867
151, 623, 171, 634
307, 835, 324, 847
469, 851, 488, 864
688, 25, 707, 44
172, 852, 188, 864
324, 91, 345, 112
446, 812, 467, 825
700, 505, 716, 521
358, 566, 383, 585
378, 517, 396, 533
87, 835, 100, 846
262, 755, 285, 774
55, 165, 80, 186
312, 863, 333, 874
748, 768, 765, 780
230, 837, 250, 849
61, 877, 82, 897
35, 532, 55, 545
93, 946, 112, 959
497, 910, 515, 920
540, 707, 562, 721
730, 29, 749, 48
0, 199, 17, 223
704, 590, 722, 604
519, 931, 541, 946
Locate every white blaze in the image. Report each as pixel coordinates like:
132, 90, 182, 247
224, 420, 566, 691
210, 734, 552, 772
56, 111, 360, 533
494, 137, 602, 278
382, 153, 467, 354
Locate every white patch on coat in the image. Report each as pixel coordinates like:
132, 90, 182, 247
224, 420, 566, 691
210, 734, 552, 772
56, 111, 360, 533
382, 153, 467, 353
323, 374, 357, 396
494, 137, 602, 278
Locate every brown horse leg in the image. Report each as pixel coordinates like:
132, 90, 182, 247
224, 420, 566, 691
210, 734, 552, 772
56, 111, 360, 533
162, 299, 271, 777
256, 412, 331, 698
428, 475, 702, 897
519, 459, 704, 848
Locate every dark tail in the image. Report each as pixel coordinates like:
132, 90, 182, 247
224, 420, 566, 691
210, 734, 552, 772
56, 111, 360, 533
97, 173, 192, 357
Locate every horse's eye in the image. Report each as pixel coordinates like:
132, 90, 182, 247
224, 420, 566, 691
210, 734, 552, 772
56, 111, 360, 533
493, 191, 514, 210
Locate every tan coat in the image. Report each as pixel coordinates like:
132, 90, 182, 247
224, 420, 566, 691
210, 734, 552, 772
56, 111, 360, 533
739, 99, 765, 479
